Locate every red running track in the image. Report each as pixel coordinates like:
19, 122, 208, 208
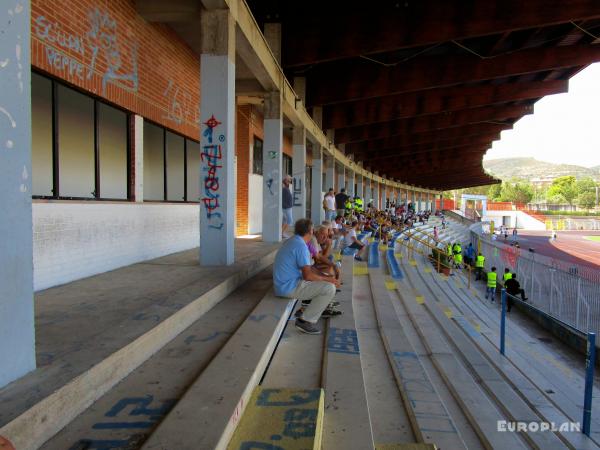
496, 231, 600, 270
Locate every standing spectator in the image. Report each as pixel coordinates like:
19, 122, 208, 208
282, 175, 294, 238
335, 188, 349, 217
323, 189, 336, 221
485, 266, 497, 301
465, 243, 475, 266
512, 227, 518, 241
433, 226, 439, 241
475, 253, 485, 280
273, 219, 339, 335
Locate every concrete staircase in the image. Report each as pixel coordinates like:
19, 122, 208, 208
5, 217, 600, 449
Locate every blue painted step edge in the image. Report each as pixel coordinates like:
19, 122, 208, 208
387, 249, 403, 279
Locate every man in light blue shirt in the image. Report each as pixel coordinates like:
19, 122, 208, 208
274, 218, 339, 334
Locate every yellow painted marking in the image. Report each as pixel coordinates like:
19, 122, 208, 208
423, 267, 432, 273
415, 295, 425, 304
442, 275, 449, 281
394, 253, 403, 258
227, 387, 324, 450
409, 259, 417, 266
353, 266, 369, 275
376, 444, 436, 450
368, 237, 375, 243
379, 244, 388, 251
385, 280, 397, 290
444, 307, 453, 318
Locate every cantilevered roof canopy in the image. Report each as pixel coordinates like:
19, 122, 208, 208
247, 0, 600, 190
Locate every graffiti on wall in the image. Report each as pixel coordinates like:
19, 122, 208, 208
201, 115, 224, 230
34, 8, 138, 94
1, 2, 23, 152
162, 78, 199, 127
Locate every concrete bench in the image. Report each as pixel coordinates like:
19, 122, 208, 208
141, 291, 295, 450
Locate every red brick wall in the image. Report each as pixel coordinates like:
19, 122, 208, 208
31, 0, 201, 140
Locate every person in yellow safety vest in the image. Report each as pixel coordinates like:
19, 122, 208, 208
354, 197, 363, 212
446, 243, 453, 258
453, 251, 463, 269
485, 266, 497, 301
344, 198, 353, 214
453, 242, 462, 255
503, 268, 512, 284
475, 253, 485, 281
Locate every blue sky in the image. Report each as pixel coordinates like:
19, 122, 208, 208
484, 62, 600, 168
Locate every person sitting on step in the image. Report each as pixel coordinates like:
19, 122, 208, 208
273, 218, 341, 335
345, 220, 368, 261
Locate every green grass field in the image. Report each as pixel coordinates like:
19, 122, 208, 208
584, 236, 600, 242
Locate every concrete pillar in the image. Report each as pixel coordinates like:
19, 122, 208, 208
133, 115, 144, 202
264, 23, 281, 64
199, 9, 236, 265
374, 183, 380, 209
0, 0, 35, 387
262, 91, 283, 243
405, 189, 410, 206
311, 145, 324, 223
325, 155, 335, 191
293, 77, 306, 104
312, 106, 323, 129
357, 175, 364, 199
382, 185, 387, 210
347, 170, 355, 197
337, 164, 346, 192
292, 126, 307, 221
440, 194, 445, 210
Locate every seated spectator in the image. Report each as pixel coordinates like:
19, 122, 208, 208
273, 219, 341, 335
345, 220, 368, 261
505, 273, 528, 312
313, 225, 341, 282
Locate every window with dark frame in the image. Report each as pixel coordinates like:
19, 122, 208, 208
31, 71, 130, 200
142, 121, 201, 203
30, 71, 201, 203
252, 136, 263, 175
283, 154, 292, 177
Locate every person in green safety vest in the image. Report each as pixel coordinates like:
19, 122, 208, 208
485, 266, 497, 301
475, 253, 485, 281
344, 198, 353, 215
446, 243, 453, 259
453, 242, 462, 255
503, 268, 512, 284
453, 251, 463, 269
354, 196, 363, 213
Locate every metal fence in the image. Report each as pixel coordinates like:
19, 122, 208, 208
472, 229, 600, 334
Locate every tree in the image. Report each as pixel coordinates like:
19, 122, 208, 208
576, 191, 596, 210
497, 181, 533, 204
487, 183, 502, 201
546, 176, 578, 205
576, 177, 597, 196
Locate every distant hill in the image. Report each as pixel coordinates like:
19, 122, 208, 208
483, 157, 600, 181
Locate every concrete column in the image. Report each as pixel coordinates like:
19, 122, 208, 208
199, 9, 236, 265
356, 175, 364, 199
0, 0, 35, 388
381, 185, 387, 210
264, 23, 281, 64
133, 115, 144, 202
440, 194, 445, 210
337, 164, 346, 192
293, 77, 306, 104
405, 189, 410, 206
262, 91, 283, 243
374, 183, 380, 209
311, 145, 324, 223
312, 107, 323, 129
325, 155, 335, 191
292, 126, 307, 221
347, 170, 355, 197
